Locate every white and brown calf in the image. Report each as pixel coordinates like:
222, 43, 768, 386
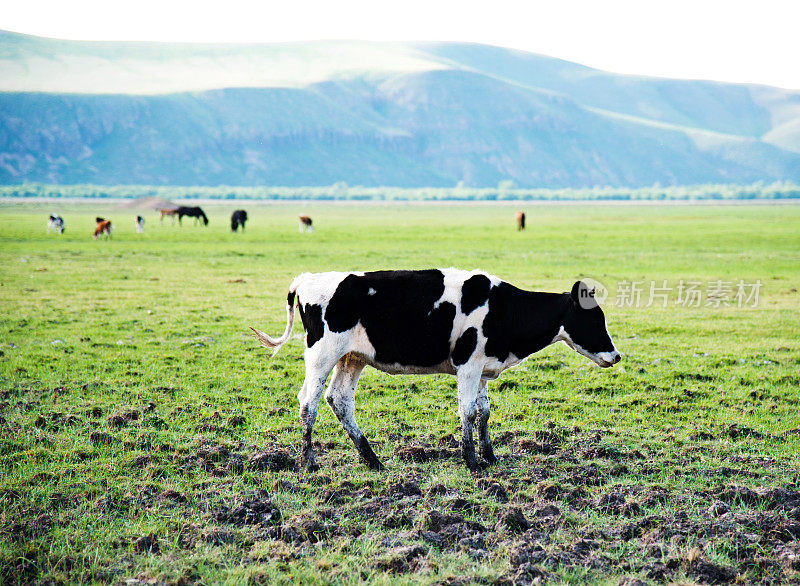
252, 269, 621, 476
298, 215, 314, 233
93, 219, 112, 239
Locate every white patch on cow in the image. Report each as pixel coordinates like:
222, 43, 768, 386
368, 287, 376, 296
291, 271, 364, 308
323, 354, 366, 443
349, 323, 377, 359
434, 268, 497, 357
553, 326, 620, 368
481, 352, 524, 379
434, 268, 466, 310
433, 267, 524, 379
436, 268, 499, 308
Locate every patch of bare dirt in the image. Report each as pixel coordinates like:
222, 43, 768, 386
214, 496, 282, 527
132, 533, 160, 554
106, 408, 140, 429
180, 440, 248, 476
247, 445, 297, 472
376, 544, 428, 573
396, 442, 458, 463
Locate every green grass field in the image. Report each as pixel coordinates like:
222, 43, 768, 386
1, 202, 799, 585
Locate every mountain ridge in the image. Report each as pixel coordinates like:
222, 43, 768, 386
1, 30, 799, 187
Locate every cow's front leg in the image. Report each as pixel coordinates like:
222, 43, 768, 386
476, 379, 498, 465
457, 368, 483, 477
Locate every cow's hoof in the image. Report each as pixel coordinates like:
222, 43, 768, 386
481, 453, 499, 466
302, 459, 320, 473
367, 459, 385, 471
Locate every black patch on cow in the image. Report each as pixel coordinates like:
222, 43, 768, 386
298, 303, 324, 348
287, 291, 296, 307
325, 270, 456, 366
460, 274, 491, 315
451, 327, 478, 366
483, 283, 568, 362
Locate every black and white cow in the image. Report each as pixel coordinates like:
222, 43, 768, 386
47, 214, 65, 234
251, 269, 621, 476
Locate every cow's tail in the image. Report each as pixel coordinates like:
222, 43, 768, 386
250, 276, 304, 357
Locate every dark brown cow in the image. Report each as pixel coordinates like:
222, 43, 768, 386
299, 215, 314, 233
515, 211, 526, 231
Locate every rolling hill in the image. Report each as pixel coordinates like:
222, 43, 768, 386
1, 30, 799, 187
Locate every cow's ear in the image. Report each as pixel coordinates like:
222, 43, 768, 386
570, 281, 584, 305
571, 280, 599, 309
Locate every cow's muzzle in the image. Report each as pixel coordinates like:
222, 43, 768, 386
595, 351, 622, 368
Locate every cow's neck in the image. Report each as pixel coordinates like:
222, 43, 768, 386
505, 290, 569, 360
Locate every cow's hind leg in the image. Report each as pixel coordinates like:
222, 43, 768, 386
325, 353, 383, 470
298, 348, 340, 472
477, 379, 498, 465
457, 367, 483, 476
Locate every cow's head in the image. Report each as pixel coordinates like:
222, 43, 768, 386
558, 281, 621, 368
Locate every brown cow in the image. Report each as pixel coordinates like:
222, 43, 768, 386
160, 208, 178, 224
93, 219, 112, 239
515, 211, 526, 231
299, 215, 314, 233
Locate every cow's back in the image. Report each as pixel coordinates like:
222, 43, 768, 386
294, 269, 499, 370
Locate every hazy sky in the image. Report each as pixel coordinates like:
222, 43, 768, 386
4, 0, 800, 90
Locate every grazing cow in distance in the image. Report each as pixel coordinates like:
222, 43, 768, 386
93, 219, 112, 239
251, 269, 621, 476
515, 211, 526, 231
177, 206, 209, 226
299, 215, 314, 233
47, 214, 65, 234
135, 215, 145, 233
160, 208, 178, 224
231, 210, 248, 232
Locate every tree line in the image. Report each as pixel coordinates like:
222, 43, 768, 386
1, 182, 799, 201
